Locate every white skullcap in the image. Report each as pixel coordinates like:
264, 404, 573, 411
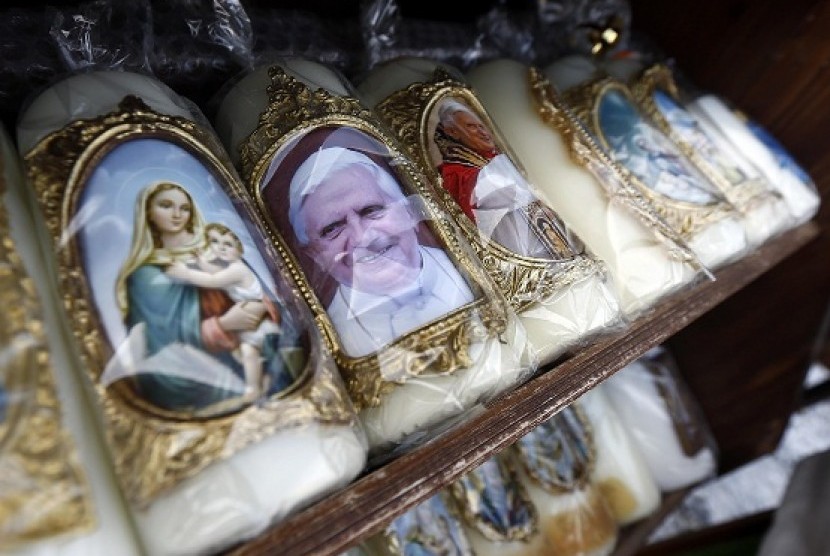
437, 98, 477, 126
288, 146, 406, 244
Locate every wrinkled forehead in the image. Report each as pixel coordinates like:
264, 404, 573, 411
316, 163, 403, 203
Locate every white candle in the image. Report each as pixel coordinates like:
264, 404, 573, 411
215, 58, 531, 455
17, 70, 367, 556
356, 57, 624, 365
606, 59, 795, 246
1, 124, 142, 555
603, 357, 717, 491
578, 388, 661, 525
686, 95, 820, 225
542, 56, 750, 270
466, 58, 698, 317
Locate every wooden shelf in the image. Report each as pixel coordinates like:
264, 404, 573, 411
228, 222, 820, 556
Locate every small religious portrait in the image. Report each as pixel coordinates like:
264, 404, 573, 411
652, 90, 748, 186
390, 494, 473, 555
453, 455, 535, 539
78, 138, 306, 417
426, 95, 580, 260
597, 88, 723, 205
259, 126, 476, 358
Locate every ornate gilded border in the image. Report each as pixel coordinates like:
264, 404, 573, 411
528, 68, 703, 269
632, 64, 777, 212
0, 154, 95, 544
373, 68, 609, 312
238, 67, 511, 411
448, 453, 538, 542
24, 97, 354, 505
561, 75, 738, 239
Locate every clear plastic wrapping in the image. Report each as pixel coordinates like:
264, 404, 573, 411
543, 55, 750, 270
466, 58, 703, 318
685, 95, 820, 226
214, 56, 534, 459
16, 63, 367, 555
355, 56, 623, 365
603, 346, 717, 491
0, 124, 141, 554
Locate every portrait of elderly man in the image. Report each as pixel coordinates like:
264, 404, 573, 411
288, 146, 475, 357
434, 98, 575, 259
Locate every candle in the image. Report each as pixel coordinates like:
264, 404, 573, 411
625, 64, 794, 247
356, 57, 623, 365
542, 56, 750, 270
466, 58, 699, 317
578, 388, 661, 525
686, 95, 820, 226
215, 58, 531, 456
1, 124, 141, 555
17, 69, 367, 556
603, 349, 717, 491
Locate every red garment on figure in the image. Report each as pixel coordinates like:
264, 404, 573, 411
439, 162, 481, 222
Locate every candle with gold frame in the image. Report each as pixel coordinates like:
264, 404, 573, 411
466, 58, 702, 318
215, 57, 532, 456
356, 57, 624, 365
0, 124, 141, 554
16, 70, 367, 556
627, 63, 792, 246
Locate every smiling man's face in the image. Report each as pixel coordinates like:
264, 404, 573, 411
300, 165, 422, 294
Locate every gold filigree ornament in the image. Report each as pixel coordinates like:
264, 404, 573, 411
528, 68, 703, 270
559, 74, 739, 242
631, 63, 782, 213
23, 96, 354, 507
0, 157, 95, 545
448, 453, 538, 543
373, 68, 609, 312
237, 67, 511, 411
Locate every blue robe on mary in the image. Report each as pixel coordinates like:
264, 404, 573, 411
124, 264, 293, 412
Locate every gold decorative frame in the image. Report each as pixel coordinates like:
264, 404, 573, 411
448, 453, 538, 542
559, 74, 738, 241
238, 67, 511, 411
24, 96, 354, 506
528, 68, 702, 269
373, 68, 608, 312
631, 63, 779, 212
0, 155, 95, 545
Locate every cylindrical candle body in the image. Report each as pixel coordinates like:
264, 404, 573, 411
1, 124, 142, 555
17, 70, 367, 556
466, 59, 699, 317
357, 57, 623, 365
215, 58, 532, 457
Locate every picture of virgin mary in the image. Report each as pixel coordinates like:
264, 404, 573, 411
81, 138, 303, 415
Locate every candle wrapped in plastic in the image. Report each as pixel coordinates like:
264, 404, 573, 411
16, 68, 368, 556
214, 56, 535, 458
466, 58, 704, 318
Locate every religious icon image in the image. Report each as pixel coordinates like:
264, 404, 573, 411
389, 494, 473, 555
79, 138, 305, 416
597, 88, 723, 205
652, 90, 748, 186
260, 126, 476, 358
428, 95, 578, 259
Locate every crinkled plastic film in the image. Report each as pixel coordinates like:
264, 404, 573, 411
627, 64, 794, 248
577, 387, 661, 526
359, 0, 499, 74
356, 56, 624, 365
603, 346, 718, 491
0, 124, 142, 554
16, 54, 367, 555
686, 95, 820, 227
214, 56, 535, 460
466, 58, 703, 319
543, 56, 750, 271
